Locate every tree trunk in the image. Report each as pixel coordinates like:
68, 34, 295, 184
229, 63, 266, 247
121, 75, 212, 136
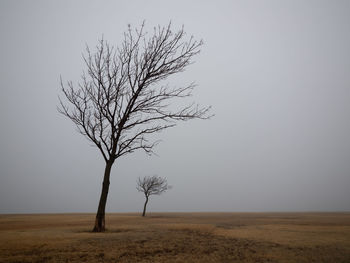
92, 160, 113, 232
142, 196, 149, 217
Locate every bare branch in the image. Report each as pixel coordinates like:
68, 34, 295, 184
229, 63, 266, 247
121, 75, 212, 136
136, 176, 172, 197
58, 22, 211, 164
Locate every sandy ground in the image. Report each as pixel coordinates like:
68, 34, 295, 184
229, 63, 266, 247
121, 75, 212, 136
0, 212, 349, 262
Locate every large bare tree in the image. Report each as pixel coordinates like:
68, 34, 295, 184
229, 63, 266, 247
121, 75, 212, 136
136, 176, 171, 217
58, 22, 210, 232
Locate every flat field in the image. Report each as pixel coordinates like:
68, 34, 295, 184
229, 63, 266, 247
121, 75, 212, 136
0, 212, 349, 262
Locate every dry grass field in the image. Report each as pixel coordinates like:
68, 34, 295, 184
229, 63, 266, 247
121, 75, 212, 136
0, 212, 349, 263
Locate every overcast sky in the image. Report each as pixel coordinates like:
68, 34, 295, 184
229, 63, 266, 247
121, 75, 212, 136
1, 0, 350, 214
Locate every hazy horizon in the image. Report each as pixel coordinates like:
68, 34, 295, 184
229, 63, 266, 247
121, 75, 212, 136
1, 0, 350, 214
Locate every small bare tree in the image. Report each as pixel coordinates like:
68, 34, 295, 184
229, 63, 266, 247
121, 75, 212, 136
136, 176, 171, 216
58, 22, 210, 232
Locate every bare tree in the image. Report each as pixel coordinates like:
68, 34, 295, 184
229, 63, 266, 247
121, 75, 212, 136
58, 22, 211, 232
136, 176, 171, 216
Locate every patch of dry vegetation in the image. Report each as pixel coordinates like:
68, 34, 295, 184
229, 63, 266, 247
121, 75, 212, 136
0, 213, 349, 262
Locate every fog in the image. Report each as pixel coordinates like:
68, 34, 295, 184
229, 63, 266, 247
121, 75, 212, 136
1, 0, 350, 214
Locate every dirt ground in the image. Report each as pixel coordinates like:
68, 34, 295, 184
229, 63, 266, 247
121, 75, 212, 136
0, 212, 349, 262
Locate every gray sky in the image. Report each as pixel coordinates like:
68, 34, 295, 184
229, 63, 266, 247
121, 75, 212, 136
1, 0, 350, 214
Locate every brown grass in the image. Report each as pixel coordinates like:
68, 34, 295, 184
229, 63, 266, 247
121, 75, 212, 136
0, 212, 349, 262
